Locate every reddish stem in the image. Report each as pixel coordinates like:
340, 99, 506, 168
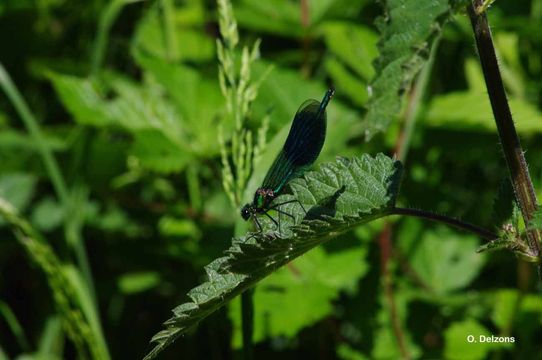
379, 224, 411, 359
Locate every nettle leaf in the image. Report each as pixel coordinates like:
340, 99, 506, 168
235, 0, 305, 38
132, 4, 214, 63
323, 22, 379, 107
133, 52, 226, 156
364, 0, 453, 138
405, 226, 485, 295
48, 72, 192, 173
322, 22, 378, 81
47, 73, 112, 127
144, 153, 403, 359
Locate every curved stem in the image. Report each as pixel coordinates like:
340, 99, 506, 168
391, 207, 498, 241
92, 0, 142, 74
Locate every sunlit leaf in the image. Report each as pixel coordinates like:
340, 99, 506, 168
0, 173, 36, 213
444, 319, 509, 360
399, 224, 485, 295
143, 153, 403, 359
426, 91, 542, 133
364, 0, 454, 138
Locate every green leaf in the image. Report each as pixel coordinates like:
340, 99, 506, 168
444, 319, 491, 360
133, 52, 226, 156
363, 0, 453, 138
0, 173, 36, 213
229, 243, 369, 347
31, 196, 65, 232
521, 292, 542, 316
322, 22, 378, 81
131, 130, 191, 173
425, 91, 542, 133
529, 208, 542, 230
235, 0, 305, 38
401, 225, 485, 295
337, 343, 369, 360
48, 71, 192, 173
143, 153, 403, 359
47, 74, 112, 127
491, 289, 518, 331
158, 216, 201, 238
118, 272, 161, 294
235, 0, 368, 37
87, 205, 142, 238
444, 319, 511, 360
132, 3, 214, 62
325, 57, 369, 107
465, 58, 487, 93
495, 33, 526, 99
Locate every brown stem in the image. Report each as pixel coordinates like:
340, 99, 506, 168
300, 0, 311, 77
379, 225, 410, 360
391, 207, 498, 241
300, 0, 309, 28
467, 1, 541, 261
395, 249, 434, 293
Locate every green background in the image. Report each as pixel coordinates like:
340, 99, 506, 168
0, 0, 541, 359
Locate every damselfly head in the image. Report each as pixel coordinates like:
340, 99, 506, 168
240, 204, 252, 221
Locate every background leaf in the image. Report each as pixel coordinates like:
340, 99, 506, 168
229, 239, 370, 347
363, 0, 453, 138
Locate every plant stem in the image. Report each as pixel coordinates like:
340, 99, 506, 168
92, 0, 138, 74
467, 1, 541, 262
0, 63, 69, 205
395, 37, 439, 162
378, 225, 410, 359
186, 164, 202, 213
234, 219, 254, 360
380, 38, 439, 358
241, 289, 254, 360
391, 207, 498, 240
64, 185, 98, 304
0, 63, 109, 358
300, 0, 311, 78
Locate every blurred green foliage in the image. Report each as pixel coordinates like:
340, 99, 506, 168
0, 0, 541, 359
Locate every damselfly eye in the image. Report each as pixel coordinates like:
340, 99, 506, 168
240, 205, 251, 220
